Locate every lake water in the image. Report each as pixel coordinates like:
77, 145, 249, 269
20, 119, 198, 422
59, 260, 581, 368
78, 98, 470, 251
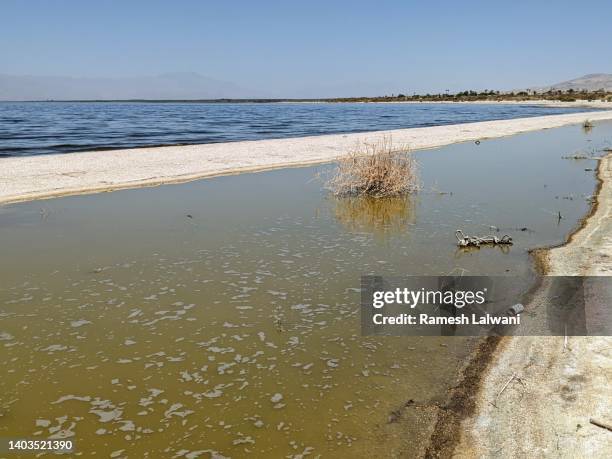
0, 101, 599, 157
0, 122, 610, 457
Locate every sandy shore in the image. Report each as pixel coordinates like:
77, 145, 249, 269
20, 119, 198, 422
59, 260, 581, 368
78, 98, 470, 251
2, 110, 612, 205
397, 99, 612, 109
292, 99, 611, 109
484, 99, 612, 109
455, 154, 612, 458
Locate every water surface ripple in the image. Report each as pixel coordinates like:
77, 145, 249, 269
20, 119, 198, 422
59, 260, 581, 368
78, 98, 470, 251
0, 102, 598, 156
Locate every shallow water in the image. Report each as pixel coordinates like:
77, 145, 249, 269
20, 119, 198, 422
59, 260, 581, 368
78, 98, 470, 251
0, 101, 599, 156
0, 122, 610, 457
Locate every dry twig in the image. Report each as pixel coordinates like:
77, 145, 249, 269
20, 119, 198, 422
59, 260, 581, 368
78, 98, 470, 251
589, 418, 612, 432
491, 372, 518, 408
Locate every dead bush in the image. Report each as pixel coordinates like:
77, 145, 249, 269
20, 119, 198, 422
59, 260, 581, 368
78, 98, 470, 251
326, 137, 419, 198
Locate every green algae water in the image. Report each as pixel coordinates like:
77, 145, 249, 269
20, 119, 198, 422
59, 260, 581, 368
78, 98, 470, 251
1, 122, 610, 457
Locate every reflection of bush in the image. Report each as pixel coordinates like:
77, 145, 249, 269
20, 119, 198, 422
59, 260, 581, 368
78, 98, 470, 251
332, 195, 416, 235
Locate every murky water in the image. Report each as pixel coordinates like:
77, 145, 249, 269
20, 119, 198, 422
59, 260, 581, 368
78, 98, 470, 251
1, 122, 610, 457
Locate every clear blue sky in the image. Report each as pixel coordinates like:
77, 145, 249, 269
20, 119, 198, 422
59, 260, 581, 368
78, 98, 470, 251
2, 0, 612, 97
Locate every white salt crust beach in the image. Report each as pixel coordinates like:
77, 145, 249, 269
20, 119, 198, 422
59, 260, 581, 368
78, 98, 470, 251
455, 154, 612, 458
2, 110, 612, 205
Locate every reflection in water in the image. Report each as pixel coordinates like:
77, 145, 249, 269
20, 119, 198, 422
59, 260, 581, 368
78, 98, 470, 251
454, 243, 513, 258
331, 195, 416, 236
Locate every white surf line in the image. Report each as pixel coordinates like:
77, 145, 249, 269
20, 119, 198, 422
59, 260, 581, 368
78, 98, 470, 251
1, 110, 612, 204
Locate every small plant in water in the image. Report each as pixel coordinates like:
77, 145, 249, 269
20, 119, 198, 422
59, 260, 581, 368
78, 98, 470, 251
582, 119, 594, 133
326, 137, 419, 198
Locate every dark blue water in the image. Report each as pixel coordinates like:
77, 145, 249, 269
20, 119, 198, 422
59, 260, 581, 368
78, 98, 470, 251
0, 101, 598, 157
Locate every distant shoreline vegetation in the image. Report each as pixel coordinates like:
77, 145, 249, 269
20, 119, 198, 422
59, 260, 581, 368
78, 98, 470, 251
5, 89, 612, 104
325, 88, 612, 103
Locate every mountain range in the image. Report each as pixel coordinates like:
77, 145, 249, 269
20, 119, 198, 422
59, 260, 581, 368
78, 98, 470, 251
0, 72, 261, 101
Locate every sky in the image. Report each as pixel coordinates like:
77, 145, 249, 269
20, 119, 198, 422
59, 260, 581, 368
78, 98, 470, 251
2, 0, 612, 98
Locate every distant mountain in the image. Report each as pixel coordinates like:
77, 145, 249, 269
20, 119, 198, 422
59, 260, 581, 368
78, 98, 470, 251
533, 73, 612, 93
0, 72, 262, 101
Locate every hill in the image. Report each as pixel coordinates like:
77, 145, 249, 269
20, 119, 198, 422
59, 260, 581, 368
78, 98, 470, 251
0, 72, 260, 101
537, 73, 612, 92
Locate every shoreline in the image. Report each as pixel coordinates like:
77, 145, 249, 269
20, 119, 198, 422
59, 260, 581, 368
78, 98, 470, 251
374, 99, 612, 109
453, 153, 612, 457
2, 110, 612, 205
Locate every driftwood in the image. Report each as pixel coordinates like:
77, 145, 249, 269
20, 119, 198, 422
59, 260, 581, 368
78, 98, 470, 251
589, 418, 612, 432
456, 230, 513, 248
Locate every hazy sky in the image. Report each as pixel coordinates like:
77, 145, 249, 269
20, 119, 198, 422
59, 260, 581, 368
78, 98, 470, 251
2, 0, 612, 97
